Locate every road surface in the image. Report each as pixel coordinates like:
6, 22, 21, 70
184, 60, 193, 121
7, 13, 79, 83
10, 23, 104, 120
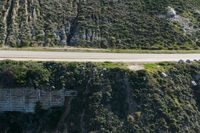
0, 50, 200, 63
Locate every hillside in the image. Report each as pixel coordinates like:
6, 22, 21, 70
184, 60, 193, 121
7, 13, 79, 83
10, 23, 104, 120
1, 61, 200, 132
0, 0, 200, 49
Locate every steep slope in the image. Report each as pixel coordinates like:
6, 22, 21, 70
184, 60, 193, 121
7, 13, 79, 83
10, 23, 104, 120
0, 0, 200, 49
1, 61, 200, 132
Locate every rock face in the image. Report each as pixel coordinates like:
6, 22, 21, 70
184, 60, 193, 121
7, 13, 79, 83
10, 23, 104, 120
0, 0, 200, 49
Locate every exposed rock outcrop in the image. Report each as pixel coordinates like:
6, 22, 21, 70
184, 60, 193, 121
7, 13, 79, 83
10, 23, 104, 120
167, 6, 176, 18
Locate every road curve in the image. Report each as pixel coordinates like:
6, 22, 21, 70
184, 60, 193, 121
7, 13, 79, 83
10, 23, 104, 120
0, 50, 200, 63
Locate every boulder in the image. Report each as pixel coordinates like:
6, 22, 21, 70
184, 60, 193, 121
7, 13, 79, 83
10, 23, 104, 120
167, 6, 176, 18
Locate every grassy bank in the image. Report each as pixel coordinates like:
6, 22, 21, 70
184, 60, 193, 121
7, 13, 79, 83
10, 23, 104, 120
1, 46, 200, 54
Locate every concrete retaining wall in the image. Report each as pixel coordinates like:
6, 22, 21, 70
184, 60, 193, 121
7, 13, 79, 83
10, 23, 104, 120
0, 88, 65, 112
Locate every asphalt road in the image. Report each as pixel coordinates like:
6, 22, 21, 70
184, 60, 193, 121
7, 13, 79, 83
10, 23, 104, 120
0, 50, 200, 63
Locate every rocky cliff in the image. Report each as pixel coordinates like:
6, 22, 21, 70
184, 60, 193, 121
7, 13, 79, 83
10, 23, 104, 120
1, 61, 200, 132
0, 0, 200, 49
